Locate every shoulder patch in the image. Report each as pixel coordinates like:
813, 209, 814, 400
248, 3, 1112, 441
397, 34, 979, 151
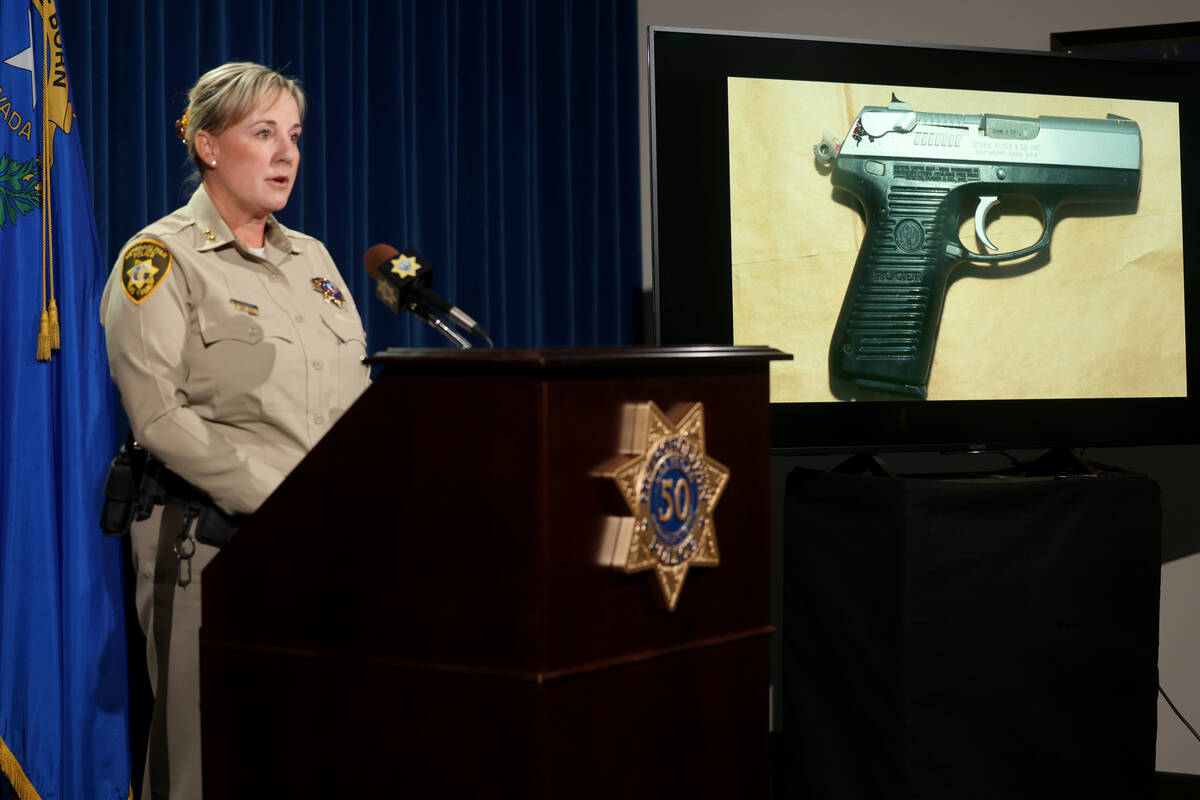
120, 240, 173, 304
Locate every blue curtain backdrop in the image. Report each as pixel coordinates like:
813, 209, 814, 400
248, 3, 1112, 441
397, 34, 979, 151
58, 0, 643, 351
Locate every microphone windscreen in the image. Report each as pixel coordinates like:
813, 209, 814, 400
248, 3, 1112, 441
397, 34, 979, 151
364, 243, 401, 279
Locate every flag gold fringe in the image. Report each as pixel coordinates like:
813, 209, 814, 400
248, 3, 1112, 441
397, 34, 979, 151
0, 732, 44, 800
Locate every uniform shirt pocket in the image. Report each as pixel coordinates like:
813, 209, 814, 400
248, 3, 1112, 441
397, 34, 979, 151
196, 308, 297, 422
320, 311, 369, 409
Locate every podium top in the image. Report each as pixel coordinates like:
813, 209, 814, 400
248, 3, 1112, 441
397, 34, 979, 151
365, 345, 790, 375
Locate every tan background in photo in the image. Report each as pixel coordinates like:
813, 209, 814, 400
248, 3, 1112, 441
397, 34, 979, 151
728, 79, 1185, 402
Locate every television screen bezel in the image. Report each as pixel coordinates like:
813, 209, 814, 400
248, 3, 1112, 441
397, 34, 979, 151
648, 26, 1200, 454
1049, 20, 1200, 59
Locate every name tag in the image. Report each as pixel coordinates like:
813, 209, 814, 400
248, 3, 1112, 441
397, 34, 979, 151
230, 299, 260, 316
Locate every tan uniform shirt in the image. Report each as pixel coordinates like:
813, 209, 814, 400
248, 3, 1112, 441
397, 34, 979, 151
100, 184, 371, 515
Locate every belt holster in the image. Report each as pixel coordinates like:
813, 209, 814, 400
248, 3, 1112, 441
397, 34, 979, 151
100, 434, 249, 547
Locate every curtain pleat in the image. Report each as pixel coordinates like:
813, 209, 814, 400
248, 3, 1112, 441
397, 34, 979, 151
58, 0, 641, 350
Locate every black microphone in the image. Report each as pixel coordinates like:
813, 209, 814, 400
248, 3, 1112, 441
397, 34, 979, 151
363, 244, 492, 346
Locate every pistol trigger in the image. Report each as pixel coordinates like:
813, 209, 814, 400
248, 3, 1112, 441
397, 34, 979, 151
974, 196, 1001, 252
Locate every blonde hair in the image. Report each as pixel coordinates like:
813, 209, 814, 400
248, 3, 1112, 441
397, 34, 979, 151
182, 62, 306, 174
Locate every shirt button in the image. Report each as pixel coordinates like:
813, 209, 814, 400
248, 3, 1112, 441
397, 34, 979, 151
312, 360, 324, 370
313, 414, 325, 426
295, 314, 306, 324
269, 274, 278, 282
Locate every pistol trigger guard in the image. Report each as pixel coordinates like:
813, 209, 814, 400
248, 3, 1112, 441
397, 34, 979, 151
962, 196, 1060, 263
974, 196, 1001, 251
1040, 199, 1061, 236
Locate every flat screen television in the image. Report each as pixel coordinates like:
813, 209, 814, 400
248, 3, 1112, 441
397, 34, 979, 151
649, 27, 1200, 453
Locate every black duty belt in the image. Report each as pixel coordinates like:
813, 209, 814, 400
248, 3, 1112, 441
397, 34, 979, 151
100, 435, 249, 548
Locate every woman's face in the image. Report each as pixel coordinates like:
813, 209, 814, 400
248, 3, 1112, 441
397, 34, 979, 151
201, 89, 302, 224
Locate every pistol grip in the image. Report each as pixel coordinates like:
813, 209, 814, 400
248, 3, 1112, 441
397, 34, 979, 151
829, 183, 961, 399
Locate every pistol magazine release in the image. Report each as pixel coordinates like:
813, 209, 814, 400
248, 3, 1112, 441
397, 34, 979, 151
820, 96, 1141, 399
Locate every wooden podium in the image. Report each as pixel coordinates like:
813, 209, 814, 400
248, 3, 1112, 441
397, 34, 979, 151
199, 346, 786, 797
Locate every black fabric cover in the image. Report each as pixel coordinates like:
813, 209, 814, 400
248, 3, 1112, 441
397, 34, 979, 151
779, 467, 1161, 799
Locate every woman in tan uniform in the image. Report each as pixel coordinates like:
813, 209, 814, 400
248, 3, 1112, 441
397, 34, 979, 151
100, 62, 371, 800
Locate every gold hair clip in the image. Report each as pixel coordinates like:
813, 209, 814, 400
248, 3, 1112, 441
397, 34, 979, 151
174, 108, 189, 142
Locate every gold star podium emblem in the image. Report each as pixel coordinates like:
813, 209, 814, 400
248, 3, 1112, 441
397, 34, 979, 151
599, 402, 730, 611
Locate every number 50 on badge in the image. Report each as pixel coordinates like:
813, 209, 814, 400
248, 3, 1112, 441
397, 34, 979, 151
594, 401, 730, 612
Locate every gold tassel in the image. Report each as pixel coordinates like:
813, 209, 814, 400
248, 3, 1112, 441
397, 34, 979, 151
37, 310, 52, 361
47, 297, 60, 350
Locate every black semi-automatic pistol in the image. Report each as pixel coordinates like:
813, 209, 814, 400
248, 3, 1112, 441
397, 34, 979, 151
815, 96, 1141, 399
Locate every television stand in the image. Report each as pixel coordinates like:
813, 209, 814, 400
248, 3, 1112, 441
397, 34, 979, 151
778, 457, 1162, 798
831, 447, 1124, 481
